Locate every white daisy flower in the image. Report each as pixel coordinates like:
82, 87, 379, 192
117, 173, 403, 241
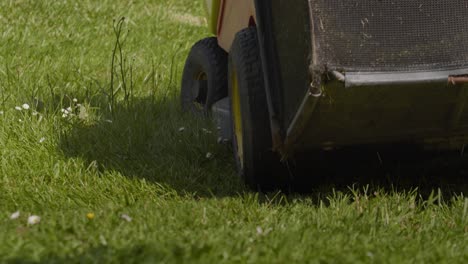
22, 104, 30, 110
61, 108, 66, 113
121, 214, 132, 222
99, 235, 108, 246
10, 211, 20, 220
202, 128, 212, 134
256, 226, 263, 235
66, 107, 72, 112
62, 113, 68, 118
72, 98, 78, 103
206, 152, 213, 159
27, 215, 41, 225
15, 106, 22, 111
39, 137, 46, 143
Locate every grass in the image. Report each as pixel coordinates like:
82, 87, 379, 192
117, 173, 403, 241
0, 0, 467, 263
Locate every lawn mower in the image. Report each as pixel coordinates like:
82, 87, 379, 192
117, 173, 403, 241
181, 0, 468, 191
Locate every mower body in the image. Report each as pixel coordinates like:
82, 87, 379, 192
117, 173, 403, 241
207, 0, 468, 155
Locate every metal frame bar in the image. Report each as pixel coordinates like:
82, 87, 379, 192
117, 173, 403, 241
253, 0, 285, 152
346, 68, 468, 87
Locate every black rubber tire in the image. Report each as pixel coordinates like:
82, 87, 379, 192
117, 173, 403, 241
181, 37, 227, 115
228, 27, 289, 192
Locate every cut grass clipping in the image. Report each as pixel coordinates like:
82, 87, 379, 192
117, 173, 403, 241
0, 0, 467, 263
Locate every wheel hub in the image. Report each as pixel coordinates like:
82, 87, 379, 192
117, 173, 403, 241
193, 72, 208, 110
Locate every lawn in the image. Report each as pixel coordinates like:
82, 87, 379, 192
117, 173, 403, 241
0, 0, 467, 263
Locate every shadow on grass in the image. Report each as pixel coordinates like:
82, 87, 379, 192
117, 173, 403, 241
292, 146, 468, 199
59, 96, 244, 197
59, 96, 467, 199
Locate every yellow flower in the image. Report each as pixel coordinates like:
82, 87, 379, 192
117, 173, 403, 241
86, 213, 95, 220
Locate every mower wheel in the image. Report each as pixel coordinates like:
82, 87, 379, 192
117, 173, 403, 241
228, 27, 289, 192
181, 37, 227, 115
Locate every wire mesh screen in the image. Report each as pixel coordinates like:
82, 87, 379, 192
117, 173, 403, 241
309, 0, 468, 72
